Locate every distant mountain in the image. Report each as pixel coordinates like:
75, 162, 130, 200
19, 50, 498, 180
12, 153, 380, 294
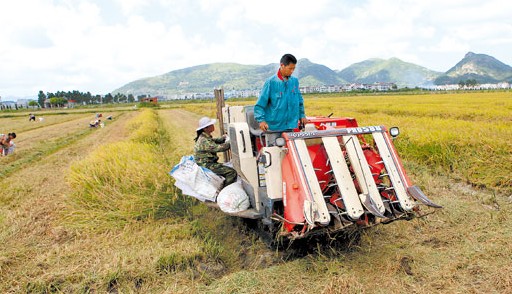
295, 58, 346, 86
338, 57, 442, 87
434, 52, 512, 85
113, 63, 275, 97
112, 52, 512, 97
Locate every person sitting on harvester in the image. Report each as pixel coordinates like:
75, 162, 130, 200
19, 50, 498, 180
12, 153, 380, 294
194, 117, 237, 188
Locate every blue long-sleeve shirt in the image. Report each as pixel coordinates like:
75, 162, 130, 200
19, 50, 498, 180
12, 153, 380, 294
254, 72, 305, 131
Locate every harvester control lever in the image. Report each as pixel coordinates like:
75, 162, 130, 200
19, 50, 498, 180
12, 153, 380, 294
239, 130, 246, 153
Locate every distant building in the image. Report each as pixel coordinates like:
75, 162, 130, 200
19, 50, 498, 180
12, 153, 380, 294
299, 82, 397, 93
17, 99, 31, 107
141, 97, 158, 104
67, 99, 77, 108
425, 82, 512, 91
0, 100, 17, 109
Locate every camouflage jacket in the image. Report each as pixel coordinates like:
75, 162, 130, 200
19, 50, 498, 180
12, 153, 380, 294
194, 133, 230, 165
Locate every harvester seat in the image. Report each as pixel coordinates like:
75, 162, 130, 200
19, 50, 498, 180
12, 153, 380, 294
245, 106, 263, 137
245, 106, 266, 153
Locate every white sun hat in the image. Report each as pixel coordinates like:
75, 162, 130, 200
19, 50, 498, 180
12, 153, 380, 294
196, 117, 217, 131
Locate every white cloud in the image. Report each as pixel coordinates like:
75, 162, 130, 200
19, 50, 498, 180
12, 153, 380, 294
1, 0, 512, 98
113, 0, 148, 15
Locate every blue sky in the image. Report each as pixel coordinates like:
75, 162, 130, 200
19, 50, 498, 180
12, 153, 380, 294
1, 0, 511, 99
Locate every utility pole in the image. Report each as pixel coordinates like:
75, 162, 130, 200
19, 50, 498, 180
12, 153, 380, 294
214, 88, 229, 162
214, 88, 225, 134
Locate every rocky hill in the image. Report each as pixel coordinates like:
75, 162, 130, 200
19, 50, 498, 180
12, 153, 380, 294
434, 52, 512, 85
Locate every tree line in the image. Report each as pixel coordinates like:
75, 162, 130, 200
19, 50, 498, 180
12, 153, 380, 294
37, 90, 137, 107
458, 79, 478, 87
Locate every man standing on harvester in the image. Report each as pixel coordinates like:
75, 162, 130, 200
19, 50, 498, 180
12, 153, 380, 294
254, 53, 308, 146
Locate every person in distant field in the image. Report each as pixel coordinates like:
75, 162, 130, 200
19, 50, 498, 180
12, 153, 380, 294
0, 132, 16, 156
29, 113, 36, 121
254, 53, 307, 146
89, 119, 101, 128
194, 117, 237, 188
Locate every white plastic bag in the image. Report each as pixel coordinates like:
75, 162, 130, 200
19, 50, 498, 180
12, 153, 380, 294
170, 155, 224, 202
216, 181, 250, 213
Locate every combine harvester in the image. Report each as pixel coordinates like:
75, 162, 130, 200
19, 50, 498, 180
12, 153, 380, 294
197, 100, 441, 246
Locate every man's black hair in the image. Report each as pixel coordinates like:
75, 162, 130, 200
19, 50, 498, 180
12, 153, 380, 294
280, 54, 297, 66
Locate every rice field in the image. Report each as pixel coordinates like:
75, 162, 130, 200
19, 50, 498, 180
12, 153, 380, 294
0, 91, 511, 293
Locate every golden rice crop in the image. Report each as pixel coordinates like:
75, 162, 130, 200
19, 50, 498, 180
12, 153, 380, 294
66, 141, 173, 227
65, 109, 176, 230
126, 108, 162, 144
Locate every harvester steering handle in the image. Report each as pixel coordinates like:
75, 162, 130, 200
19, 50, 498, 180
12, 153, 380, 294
239, 130, 246, 153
